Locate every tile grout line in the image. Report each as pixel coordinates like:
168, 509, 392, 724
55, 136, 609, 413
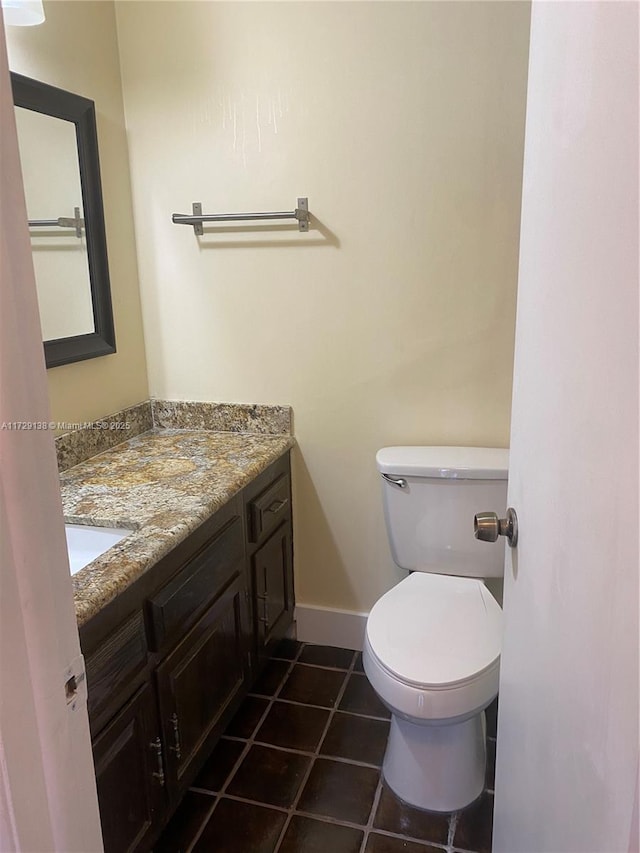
363, 825, 451, 852
271, 658, 358, 673
217, 734, 385, 770
355, 646, 387, 852
358, 775, 384, 853
185, 642, 305, 852
247, 690, 390, 722
167, 795, 217, 853
447, 810, 460, 851
272, 648, 359, 853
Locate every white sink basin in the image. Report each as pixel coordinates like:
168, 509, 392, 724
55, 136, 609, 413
65, 524, 132, 576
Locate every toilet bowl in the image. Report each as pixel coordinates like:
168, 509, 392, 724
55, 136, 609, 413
363, 572, 501, 812
365, 446, 508, 813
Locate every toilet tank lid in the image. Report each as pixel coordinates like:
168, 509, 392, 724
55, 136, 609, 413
376, 446, 509, 479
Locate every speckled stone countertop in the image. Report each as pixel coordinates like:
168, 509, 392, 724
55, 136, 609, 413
62, 429, 294, 626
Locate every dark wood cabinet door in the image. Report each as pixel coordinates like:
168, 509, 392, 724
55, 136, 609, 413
156, 571, 250, 801
253, 522, 294, 661
93, 681, 164, 853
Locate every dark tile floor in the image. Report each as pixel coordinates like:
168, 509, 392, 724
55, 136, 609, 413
154, 641, 496, 853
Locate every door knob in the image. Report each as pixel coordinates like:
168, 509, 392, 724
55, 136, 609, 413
474, 508, 518, 547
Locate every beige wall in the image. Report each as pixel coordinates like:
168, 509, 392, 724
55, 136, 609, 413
116, 1, 530, 612
6, 0, 148, 426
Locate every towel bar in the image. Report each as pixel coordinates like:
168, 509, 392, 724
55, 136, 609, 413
172, 198, 309, 235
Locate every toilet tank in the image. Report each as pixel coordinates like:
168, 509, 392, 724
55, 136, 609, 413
377, 446, 509, 578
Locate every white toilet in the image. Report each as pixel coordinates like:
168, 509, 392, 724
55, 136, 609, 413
363, 446, 508, 813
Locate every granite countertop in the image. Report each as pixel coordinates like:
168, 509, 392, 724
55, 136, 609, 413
61, 428, 294, 626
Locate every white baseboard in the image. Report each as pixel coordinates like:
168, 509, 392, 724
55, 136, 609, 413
294, 604, 369, 651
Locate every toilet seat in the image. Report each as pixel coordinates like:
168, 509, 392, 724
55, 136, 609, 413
367, 573, 502, 688
364, 573, 502, 722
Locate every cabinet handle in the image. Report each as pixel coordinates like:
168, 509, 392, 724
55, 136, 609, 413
256, 593, 269, 625
169, 712, 182, 760
150, 737, 165, 787
266, 498, 288, 514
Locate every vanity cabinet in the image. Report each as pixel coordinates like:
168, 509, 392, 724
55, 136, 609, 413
79, 452, 293, 853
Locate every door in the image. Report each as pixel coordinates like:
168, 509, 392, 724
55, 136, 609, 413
93, 682, 164, 853
0, 13, 103, 852
493, 3, 638, 852
155, 574, 249, 801
253, 522, 294, 663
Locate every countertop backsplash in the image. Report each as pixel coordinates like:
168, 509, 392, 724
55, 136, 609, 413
55, 400, 293, 472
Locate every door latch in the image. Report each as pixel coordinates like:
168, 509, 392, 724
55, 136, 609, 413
63, 654, 87, 711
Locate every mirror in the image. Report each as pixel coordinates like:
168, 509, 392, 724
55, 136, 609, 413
11, 72, 116, 368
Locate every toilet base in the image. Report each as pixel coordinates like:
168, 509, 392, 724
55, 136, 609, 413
382, 710, 487, 813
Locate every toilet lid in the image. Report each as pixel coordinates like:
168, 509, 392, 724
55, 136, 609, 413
366, 573, 502, 688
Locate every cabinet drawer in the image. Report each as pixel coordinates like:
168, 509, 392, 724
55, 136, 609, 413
85, 610, 148, 725
248, 474, 290, 544
147, 516, 244, 652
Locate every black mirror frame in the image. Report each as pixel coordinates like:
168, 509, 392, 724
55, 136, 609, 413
11, 72, 116, 368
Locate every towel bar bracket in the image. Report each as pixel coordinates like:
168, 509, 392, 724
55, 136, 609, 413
192, 202, 203, 236
296, 197, 309, 232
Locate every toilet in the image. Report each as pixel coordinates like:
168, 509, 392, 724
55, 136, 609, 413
363, 446, 508, 813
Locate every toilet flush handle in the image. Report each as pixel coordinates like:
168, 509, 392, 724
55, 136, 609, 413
474, 508, 518, 547
381, 473, 407, 489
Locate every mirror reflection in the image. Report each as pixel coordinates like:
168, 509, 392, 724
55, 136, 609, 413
11, 72, 116, 368
15, 106, 95, 340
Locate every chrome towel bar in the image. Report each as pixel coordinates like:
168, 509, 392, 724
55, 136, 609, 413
172, 198, 309, 235
28, 206, 84, 238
